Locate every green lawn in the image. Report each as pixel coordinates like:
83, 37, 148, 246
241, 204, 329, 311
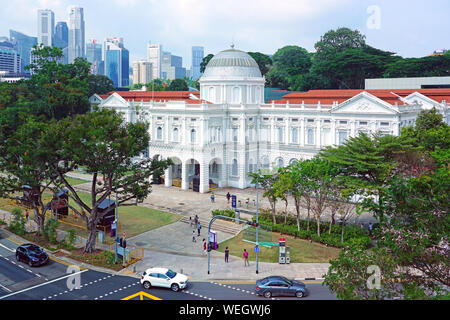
217, 232, 341, 263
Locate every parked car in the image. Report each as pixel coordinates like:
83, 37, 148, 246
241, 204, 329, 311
140, 267, 188, 292
15, 243, 49, 267
255, 276, 309, 298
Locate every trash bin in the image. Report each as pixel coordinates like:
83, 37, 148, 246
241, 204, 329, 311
235, 210, 240, 224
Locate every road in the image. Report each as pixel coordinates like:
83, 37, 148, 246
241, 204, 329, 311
0, 232, 336, 301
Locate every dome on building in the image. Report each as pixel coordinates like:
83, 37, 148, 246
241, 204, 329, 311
201, 47, 262, 79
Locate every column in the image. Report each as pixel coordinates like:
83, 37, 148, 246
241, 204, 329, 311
181, 161, 189, 190
164, 167, 172, 187
199, 160, 210, 194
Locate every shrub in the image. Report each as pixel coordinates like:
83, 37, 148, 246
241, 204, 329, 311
9, 208, 26, 235
65, 229, 77, 250
43, 218, 60, 244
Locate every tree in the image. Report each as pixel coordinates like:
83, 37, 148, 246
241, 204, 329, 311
200, 54, 214, 73
167, 78, 188, 91
247, 52, 272, 76
249, 169, 279, 224
314, 27, 366, 61
88, 74, 115, 97
42, 109, 171, 253
0, 117, 59, 234
272, 46, 312, 77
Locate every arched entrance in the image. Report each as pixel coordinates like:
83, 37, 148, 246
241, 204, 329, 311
209, 158, 222, 189
170, 157, 182, 187
186, 158, 200, 192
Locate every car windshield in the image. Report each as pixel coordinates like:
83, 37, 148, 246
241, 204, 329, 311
166, 270, 177, 279
27, 246, 42, 255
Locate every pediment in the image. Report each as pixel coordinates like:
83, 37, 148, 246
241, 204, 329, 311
102, 93, 129, 108
331, 92, 398, 114
403, 92, 441, 110
89, 94, 103, 104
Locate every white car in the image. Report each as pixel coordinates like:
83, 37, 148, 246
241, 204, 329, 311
140, 267, 188, 292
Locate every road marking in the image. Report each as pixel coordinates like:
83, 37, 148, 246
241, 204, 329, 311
0, 243, 15, 253
0, 269, 88, 300
0, 283, 12, 293
121, 291, 162, 300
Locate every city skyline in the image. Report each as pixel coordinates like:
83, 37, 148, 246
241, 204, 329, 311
1, 0, 449, 69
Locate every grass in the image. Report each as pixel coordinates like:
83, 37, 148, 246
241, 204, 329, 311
217, 231, 341, 263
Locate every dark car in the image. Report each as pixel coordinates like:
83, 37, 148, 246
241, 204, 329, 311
255, 276, 309, 298
15, 243, 49, 267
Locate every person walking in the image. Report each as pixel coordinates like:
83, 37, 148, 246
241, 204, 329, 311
192, 230, 197, 242
226, 192, 231, 204
202, 238, 207, 255
243, 249, 249, 267
225, 247, 229, 263
197, 221, 201, 236
210, 193, 215, 203
189, 216, 193, 228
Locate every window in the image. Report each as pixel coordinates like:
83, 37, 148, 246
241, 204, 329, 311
190, 129, 196, 143
307, 119, 315, 123
173, 128, 179, 142
307, 128, 315, 145
263, 117, 269, 121
380, 122, 390, 126
232, 159, 238, 176
157, 117, 162, 120
232, 87, 241, 103
338, 131, 348, 145
292, 127, 298, 143
359, 121, 368, 126
323, 119, 331, 123
277, 158, 284, 168
291, 118, 298, 122
233, 128, 238, 142
278, 127, 284, 143
277, 118, 284, 122
173, 117, 179, 121
156, 127, 163, 140
339, 120, 348, 125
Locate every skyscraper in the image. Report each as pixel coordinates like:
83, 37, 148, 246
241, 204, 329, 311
104, 37, 129, 87
68, 6, 85, 63
147, 43, 162, 80
37, 9, 55, 47
0, 37, 21, 75
133, 60, 153, 85
54, 22, 68, 64
86, 39, 103, 75
191, 46, 204, 80
9, 30, 37, 73
161, 52, 186, 80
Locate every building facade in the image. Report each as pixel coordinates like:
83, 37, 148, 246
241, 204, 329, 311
104, 37, 129, 87
91, 48, 450, 193
147, 43, 162, 80
54, 21, 69, 64
68, 6, 85, 63
191, 46, 204, 80
86, 39, 103, 75
37, 9, 54, 47
161, 52, 186, 80
133, 60, 153, 85
0, 37, 21, 75
9, 30, 37, 73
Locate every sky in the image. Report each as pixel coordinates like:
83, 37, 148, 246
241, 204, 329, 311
1, 0, 450, 69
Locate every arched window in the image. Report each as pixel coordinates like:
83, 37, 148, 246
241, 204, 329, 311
307, 128, 314, 145
190, 129, 196, 143
173, 128, 179, 142
277, 158, 284, 168
157, 127, 163, 140
232, 159, 238, 176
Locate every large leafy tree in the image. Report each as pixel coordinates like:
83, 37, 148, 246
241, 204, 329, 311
42, 109, 171, 253
314, 27, 366, 61
200, 54, 214, 73
88, 74, 115, 97
247, 52, 272, 76
167, 78, 189, 91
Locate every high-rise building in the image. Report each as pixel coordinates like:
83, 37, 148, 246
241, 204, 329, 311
147, 43, 162, 79
9, 30, 37, 73
191, 46, 204, 80
68, 6, 85, 63
161, 51, 186, 80
54, 22, 68, 64
0, 37, 21, 75
37, 9, 55, 47
104, 37, 129, 87
133, 60, 153, 85
86, 39, 103, 75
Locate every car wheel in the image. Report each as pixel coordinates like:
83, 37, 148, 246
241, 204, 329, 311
28, 259, 33, 267
296, 291, 304, 298
171, 283, 180, 292
143, 281, 151, 290
16, 254, 20, 262
263, 291, 272, 299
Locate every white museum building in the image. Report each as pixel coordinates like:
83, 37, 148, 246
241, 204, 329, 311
90, 47, 450, 193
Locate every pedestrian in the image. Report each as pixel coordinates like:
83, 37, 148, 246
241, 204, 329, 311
194, 214, 199, 226
226, 192, 231, 203
243, 249, 249, 267
210, 192, 215, 203
197, 221, 201, 236
189, 216, 193, 228
203, 238, 207, 255
192, 230, 196, 242
25, 210, 29, 221
225, 246, 229, 263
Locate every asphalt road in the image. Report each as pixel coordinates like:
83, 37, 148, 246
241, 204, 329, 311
0, 233, 336, 301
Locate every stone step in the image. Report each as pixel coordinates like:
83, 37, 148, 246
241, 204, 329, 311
180, 216, 242, 235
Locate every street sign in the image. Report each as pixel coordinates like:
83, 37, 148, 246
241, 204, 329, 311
231, 195, 237, 208
254, 245, 259, 253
